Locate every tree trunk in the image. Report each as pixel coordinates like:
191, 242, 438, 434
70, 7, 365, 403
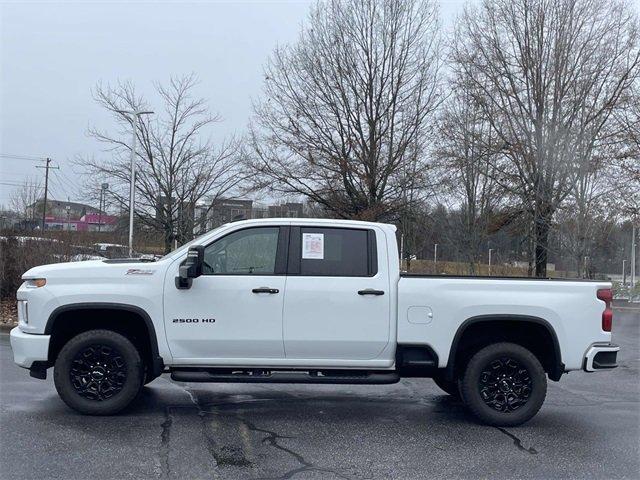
534, 215, 551, 278
164, 227, 173, 254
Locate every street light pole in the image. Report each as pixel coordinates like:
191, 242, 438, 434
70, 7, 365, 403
128, 122, 137, 256
632, 224, 637, 288
117, 109, 153, 257
434, 243, 438, 269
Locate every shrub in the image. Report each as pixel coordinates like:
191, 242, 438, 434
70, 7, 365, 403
0, 237, 65, 299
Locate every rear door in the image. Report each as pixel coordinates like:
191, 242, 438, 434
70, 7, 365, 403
282, 225, 391, 360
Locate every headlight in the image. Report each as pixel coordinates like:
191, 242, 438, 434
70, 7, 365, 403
24, 278, 46, 288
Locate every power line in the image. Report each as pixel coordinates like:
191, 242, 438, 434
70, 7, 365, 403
0, 171, 42, 177
0, 181, 36, 187
47, 172, 65, 200
0, 153, 47, 162
56, 168, 85, 194
52, 169, 87, 203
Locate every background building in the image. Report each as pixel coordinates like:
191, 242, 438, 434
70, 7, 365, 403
194, 198, 305, 234
27, 199, 116, 231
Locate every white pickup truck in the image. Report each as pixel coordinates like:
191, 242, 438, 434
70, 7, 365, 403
10, 218, 619, 426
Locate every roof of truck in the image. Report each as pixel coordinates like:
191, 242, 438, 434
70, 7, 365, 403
225, 217, 397, 231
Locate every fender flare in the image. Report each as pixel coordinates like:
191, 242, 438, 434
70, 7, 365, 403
445, 314, 564, 381
45, 302, 163, 376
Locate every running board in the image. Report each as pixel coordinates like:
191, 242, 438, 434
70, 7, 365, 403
170, 368, 400, 384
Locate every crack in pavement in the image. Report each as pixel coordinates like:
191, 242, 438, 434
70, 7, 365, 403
183, 386, 240, 471
166, 383, 546, 477
234, 415, 350, 480
177, 384, 350, 479
160, 407, 173, 478
495, 427, 538, 455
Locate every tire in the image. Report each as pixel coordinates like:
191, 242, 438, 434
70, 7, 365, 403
459, 342, 546, 427
54, 329, 144, 415
432, 374, 460, 397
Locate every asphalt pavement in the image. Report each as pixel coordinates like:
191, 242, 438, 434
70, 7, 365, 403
1, 307, 638, 480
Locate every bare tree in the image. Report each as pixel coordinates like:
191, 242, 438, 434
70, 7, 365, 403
10, 178, 42, 221
434, 76, 505, 271
613, 79, 640, 219
82, 75, 243, 252
452, 0, 640, 276
247, 0, 443, 220
556, 114, 632, 276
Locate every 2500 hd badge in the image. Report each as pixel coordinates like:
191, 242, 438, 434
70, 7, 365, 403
172, 318, 216, 323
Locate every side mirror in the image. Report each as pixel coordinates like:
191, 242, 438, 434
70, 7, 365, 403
176, 245, 204, 289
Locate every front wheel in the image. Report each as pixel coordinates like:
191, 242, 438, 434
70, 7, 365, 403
459, 342, 547, 427
54, 329, 144, 415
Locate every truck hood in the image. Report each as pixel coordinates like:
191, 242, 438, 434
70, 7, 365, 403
22, 259, 162, 279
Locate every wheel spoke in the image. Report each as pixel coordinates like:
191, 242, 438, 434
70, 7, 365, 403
477, 355, 532, 413
69, 343, 127, 401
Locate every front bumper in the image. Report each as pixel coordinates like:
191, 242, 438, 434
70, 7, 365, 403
9, 327, 50, 368
583, 343, 619, 372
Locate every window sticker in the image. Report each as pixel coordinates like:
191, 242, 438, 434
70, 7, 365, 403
302, 233, 324, 259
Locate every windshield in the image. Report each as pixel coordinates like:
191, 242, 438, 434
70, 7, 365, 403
159, 225, 227, 261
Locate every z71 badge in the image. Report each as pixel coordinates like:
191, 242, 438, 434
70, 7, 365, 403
172, 318, 216, 323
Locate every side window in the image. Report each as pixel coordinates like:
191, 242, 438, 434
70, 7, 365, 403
296, 227, 375, 276
203, 227, 280, 275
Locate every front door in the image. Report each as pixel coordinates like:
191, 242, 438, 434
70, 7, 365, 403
282, 226, 391, 360
164, 226, 287, 361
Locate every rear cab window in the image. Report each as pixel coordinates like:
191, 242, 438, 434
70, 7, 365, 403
287, 226, 377, 276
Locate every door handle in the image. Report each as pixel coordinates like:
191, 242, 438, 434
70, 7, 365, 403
358, 289, 385, 296
252, 287, 280, 294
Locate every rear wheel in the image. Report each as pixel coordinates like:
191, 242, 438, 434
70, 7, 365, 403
459, 342, 546, 426
54, 329, 144, 415
432, 374, 460, 397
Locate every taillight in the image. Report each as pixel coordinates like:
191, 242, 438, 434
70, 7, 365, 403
597, 288, 613, 332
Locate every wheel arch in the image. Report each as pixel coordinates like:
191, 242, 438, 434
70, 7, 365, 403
45, 302, 164, 376
445, 314, 564, 382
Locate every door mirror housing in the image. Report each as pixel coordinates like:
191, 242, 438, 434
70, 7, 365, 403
176, 245, 204, 289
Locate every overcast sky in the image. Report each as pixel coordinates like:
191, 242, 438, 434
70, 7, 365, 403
0, 0, 467, 207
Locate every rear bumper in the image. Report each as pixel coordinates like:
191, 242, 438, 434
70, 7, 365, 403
9, 327, 50, 369
583, 343, 619, 372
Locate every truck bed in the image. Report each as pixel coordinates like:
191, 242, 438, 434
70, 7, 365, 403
400, 273, 602, 281
397, 274, 611, 371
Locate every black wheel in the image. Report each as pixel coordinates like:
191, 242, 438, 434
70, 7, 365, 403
459, 342, 546, 426
432, 374, 460, 397
54, 329, 144, 415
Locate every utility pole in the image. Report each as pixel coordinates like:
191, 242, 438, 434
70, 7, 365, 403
98, 183, 108, 232
622, 259, 626, 286
65, 204, 71, 231
116, 109, 154, 256
35, 158, 59, 231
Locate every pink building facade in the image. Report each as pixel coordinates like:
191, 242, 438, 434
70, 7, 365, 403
45, 212, 117, 232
